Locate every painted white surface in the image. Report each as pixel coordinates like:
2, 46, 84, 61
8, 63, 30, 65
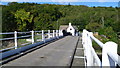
82, 29, 119, 67
67, 23, 75, 36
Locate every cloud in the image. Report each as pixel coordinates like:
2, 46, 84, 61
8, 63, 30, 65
1, 0, 120, 2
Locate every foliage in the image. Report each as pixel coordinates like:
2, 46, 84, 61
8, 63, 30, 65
85, 23, 101, 32
14, 9, 34, 31
1, 2, 120, 51
98, 27, 118, 43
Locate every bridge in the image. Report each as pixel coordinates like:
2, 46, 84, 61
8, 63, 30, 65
0, 29, 120, 68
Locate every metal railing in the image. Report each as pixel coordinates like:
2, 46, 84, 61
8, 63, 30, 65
82, 29, 120, 68
0, 30, 63, 52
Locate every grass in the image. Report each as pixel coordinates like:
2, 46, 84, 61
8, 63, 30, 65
92, 40, 102, 54
34, 35, 42, 42
18, 39, 30, 46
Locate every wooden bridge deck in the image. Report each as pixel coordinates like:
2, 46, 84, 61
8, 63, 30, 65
3, 36, 84, 66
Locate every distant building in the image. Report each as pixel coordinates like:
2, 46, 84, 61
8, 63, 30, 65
59, 23, 78, 36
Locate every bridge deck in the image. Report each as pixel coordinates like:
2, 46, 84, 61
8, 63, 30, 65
3, 36, 84, 66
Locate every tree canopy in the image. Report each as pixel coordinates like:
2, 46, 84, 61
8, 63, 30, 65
1, 2, 120, 43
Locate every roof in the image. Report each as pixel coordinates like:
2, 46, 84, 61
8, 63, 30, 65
59, 25, 78, 30
59, 25, 68, 30
73, 26, 78, 30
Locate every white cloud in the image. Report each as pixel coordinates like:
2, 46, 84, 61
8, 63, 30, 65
1, 0, 120, 2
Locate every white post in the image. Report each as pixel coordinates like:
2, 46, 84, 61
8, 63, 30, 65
88, 32, 94, 66
86, 33, 93, 66
82, 29, 85, 44
59, 30, 60, 36
56, 30, 58, 38
60, 30, 63, 36
102, 42, 118, 68
31, 30, 34, 44
56, 30, 57, 37
48, 30, 50, 39
83, 30, 88, 59
53, 30, 55, 38
14, 31, 17, 49
42, 30, 45, 42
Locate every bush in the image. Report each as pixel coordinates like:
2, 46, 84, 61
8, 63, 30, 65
85, 23, 101, 32
98, 27, 118, 43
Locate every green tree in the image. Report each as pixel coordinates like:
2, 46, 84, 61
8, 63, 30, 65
98, 27, 118, 43
2, 5, 17, 32
85, 23, 101, 32
14, 9, 33, 31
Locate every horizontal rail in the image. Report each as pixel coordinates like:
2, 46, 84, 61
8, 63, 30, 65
0, 30, 63, 60
17, 35, 32, 39
17, 31, 31, 34
0, 32, 14, 35
89, 34, 103, 48
0, 46, 15, 52
108, 52, 120, 66
0, 37, 14, 41
34, 31, 42, 32
0, 35, 63, 60
82, 29, 120, 67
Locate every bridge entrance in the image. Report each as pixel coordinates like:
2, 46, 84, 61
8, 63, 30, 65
62, 30, 72, 36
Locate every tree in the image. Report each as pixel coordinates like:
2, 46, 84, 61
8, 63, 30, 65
14, 9, 33, 31
85, 23, 101, 32
98, 27, 118, 43
2, 5, 17, 32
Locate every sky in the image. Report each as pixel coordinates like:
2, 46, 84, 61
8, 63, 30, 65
0, 0, 120, 7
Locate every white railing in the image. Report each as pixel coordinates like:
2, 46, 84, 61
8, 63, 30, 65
0, 30, 63, 52
82, 29, 120, 68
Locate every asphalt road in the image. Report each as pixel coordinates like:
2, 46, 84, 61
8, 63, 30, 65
3, 36, 79, 66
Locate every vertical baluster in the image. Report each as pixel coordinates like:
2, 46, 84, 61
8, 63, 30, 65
87, 32, 94, 66
48, 30, 50, 39
14, 31, 17, 49
42, 30, 45, 42
31, 30, 34, 44
53, 30, 55, 38
56, 30, 58, 38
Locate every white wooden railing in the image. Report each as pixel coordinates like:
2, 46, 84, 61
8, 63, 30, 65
82, 29, 120, 68
0, 30, 63, 52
